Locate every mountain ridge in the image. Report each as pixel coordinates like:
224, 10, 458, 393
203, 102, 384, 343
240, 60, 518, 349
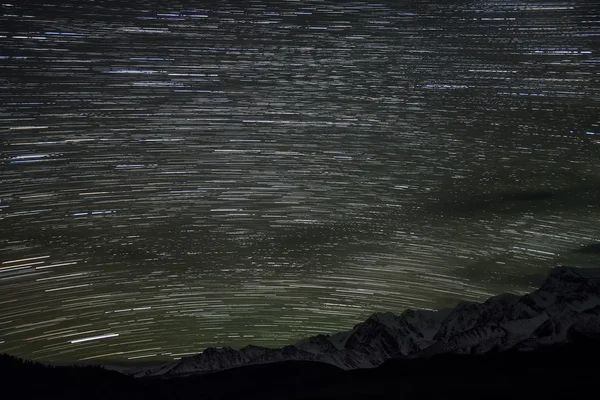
131, 266, 600, 378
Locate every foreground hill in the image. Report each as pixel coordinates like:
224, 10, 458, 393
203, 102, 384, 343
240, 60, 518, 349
3, 336, 600, 399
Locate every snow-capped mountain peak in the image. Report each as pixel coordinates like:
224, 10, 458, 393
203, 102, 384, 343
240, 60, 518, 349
133, 266, 600, 378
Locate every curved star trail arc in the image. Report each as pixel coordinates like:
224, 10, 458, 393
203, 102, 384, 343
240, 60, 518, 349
1, 0, 600, 362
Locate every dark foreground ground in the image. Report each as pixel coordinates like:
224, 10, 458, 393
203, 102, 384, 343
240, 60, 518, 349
3, 333, 599, 400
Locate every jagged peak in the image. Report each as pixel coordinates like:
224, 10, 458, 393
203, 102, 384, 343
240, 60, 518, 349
539, 266, 600, 294
241, 344, 267, 351
400, 307, 452, 323
547, 266, 600, 281
366, 311, 398, 325
484, 292, 521, 305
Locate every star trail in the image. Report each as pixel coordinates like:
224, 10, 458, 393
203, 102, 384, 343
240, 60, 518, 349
1, 0, 599, 363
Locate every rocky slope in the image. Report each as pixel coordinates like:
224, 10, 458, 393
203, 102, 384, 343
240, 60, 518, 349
133, 266, 600, 377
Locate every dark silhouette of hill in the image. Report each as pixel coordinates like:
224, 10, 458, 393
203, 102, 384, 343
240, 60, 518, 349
2, 330, 599, 399
0, 353, 141, 399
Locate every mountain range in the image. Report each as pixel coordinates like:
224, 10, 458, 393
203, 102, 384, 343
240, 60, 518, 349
132, 266, 600, 378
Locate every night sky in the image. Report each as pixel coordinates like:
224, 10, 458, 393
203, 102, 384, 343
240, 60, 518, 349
1, 0, 599, 363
